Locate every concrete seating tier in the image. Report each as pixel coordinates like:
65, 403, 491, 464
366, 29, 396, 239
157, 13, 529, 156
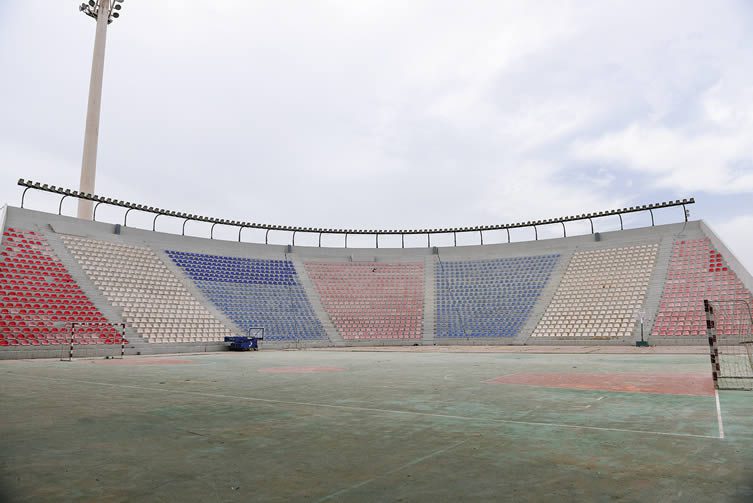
435, 255, 558, 338
531, 244, 658, 338
168, 251, 326, 342
652, 239, 753, 337
305, 262, 424, 340
62, 236, 233, 343
0, 228, 124, 346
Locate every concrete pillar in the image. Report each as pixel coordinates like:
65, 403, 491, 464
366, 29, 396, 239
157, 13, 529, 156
78, 0, 111, 220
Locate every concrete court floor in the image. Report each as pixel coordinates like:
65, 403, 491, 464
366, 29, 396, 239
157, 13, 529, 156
0, 349, 751, 503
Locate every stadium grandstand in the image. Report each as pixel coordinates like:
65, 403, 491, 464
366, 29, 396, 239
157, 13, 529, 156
2, 181, 752, 357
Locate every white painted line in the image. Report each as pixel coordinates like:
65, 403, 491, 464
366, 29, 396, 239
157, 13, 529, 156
5, 373, 721, 441
317, 440, 467, 502
560, 395, 606, 411
482, 372, 518, 383
714, 389, 725, 439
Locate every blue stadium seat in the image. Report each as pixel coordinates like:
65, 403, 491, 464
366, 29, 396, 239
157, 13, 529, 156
435, 254, 559, 338
167, 251, 326, 342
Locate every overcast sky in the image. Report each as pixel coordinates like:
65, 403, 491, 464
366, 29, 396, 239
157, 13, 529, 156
1, 1, 752, 269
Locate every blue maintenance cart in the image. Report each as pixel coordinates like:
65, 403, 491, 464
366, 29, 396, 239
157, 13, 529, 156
224, 328, 264, 351
224, 336, 258, 351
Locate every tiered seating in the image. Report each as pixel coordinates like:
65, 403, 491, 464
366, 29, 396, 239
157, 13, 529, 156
168, 251, 326, 341
0, 228, 124, 346
531, 244, 657, 338
305, 262, 424, 340
62, 236, 233, 343
435, 255, 558, 338
652, 239, 753, 337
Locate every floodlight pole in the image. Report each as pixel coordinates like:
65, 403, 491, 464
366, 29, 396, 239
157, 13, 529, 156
78, 0, 113, 220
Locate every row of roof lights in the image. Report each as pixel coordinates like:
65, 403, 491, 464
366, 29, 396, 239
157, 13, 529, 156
18, 179, 694, 235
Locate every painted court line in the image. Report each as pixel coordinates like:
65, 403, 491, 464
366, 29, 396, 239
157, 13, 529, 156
5, 373, 722, 440
714, 389, 725, 439
317, 440, 467, 502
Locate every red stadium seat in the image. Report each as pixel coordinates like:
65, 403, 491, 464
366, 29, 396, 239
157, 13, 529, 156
652, 238, 753, 337
0, 229, 118, 347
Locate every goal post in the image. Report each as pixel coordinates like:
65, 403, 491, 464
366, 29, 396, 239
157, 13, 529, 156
704, 299, 753, 390
60, 322, 127, 361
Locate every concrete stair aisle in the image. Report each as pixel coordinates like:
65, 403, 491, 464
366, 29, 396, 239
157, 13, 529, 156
42, 226, 147, 356
288, 254, 343, 347
632, 236, 675, 345
516, 248, 575, 345
421, 256, 437, 345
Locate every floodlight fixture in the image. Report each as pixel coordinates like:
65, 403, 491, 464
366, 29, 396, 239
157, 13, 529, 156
15, 179, 697, 248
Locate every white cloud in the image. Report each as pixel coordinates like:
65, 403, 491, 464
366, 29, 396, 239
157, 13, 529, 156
0, 0, 752, 270
479, 160, 625, 222
572, 120, 753, 193
571, 39, 753, 194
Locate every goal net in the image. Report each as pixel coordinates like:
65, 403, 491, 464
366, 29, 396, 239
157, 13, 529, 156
60, 322, 127, 361
704, 299, 753, 390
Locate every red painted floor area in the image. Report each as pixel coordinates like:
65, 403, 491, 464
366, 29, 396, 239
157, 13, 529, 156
486, 372, 715, 396
258, 366, 347, 374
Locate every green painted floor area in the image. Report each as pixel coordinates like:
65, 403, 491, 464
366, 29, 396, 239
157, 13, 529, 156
0, 350, 751, 502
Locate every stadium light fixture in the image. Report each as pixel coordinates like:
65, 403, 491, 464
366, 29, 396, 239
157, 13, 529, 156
76, 0, 126, 221
16, 179, 697, 248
